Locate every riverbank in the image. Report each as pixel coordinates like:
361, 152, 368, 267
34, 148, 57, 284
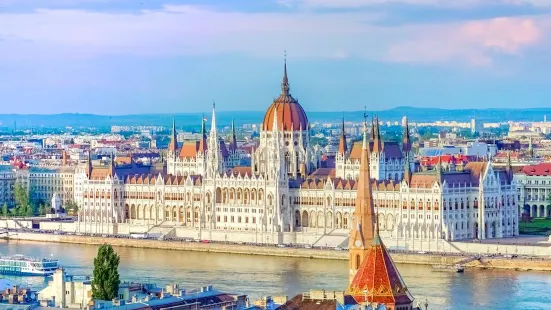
6, 232, 551, 271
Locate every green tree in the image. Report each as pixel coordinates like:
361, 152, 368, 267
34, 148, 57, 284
13, 183, 29, 210
38, 204, 45, 216
25, 204, 34, 217
92, 244, 120, 300
1, 203, 8, 217
65, 201, 79, 215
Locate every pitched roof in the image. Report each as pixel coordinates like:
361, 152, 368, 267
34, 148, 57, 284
276, 294, 339, 310
347, 234, 414, 306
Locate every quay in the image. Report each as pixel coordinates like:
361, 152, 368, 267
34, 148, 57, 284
5, 231, 551, 272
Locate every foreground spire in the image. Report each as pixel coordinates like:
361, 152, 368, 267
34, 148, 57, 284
348, 119, 377, 283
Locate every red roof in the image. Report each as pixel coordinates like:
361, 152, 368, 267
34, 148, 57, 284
420, 154, 475, 166
348, 234, 414, 306
261, 63, 308, 131
520, 163, 551, 176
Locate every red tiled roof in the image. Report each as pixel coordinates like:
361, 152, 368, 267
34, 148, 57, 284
348, 234, 414, 306
277, 294, 338, 310
519, 163, 551, 176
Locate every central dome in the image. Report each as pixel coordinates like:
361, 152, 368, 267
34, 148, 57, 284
262, 61, 308, 131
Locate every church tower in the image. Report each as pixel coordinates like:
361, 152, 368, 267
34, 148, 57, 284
348, 120, 377, 283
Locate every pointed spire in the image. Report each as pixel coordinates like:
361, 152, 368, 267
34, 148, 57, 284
338, 117, 348, 155
404, 153, 411, 185
281, 51, 290, 95
369, 114, 375, 141
168, 115, 179, 155
229, 119, 237, 151
198, 114, 208, 154
506, 151, 513, 181
109, 155, 116, 177
402, 116, 411, 153
348, 116, 376, 283
362, 120, 368, 150
210, 101, 217, 135
372, 115, 382, 154
86, 151, 93, 177
436, 155, 443, 184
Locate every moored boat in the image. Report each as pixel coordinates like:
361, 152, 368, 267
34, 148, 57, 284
0, 254, 59, 276
431, 264, 464, 273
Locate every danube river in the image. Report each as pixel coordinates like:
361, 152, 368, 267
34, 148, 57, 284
1, 240, 550, 310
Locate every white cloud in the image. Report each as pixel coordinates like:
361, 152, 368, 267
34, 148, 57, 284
386, 17, 542, 66
0, 4, 547, 66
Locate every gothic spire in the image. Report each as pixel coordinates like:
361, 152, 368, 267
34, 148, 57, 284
348, 119, 377, 283
229, 119, 237, 151
404, 153, 412, 185
168, 116, 178, 155
281, 51, 290, 95
402, 116, 411, 153
86, 150, 93, 177
198, 114, 208, 154
210, 101, 217, 136
506, 151, 513, 181
372, 115, 382, 154
338, 117, 347, 155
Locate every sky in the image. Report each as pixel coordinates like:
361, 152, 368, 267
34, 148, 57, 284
0, 0, 550, 114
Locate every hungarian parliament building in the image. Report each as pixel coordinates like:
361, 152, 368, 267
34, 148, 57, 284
73, 63, 519, 246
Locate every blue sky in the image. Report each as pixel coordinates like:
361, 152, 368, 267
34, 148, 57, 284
0, 0, 550, 114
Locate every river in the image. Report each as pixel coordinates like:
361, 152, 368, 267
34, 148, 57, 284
0, 240, 550, 310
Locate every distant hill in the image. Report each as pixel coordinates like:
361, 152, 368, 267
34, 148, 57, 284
0, 107, 548, 130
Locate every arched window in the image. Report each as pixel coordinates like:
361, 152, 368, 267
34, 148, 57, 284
356, 254, 361, 270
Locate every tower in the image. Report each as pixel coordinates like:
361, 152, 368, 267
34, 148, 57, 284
348, 120, 377, 283
403, 153, 411, 185
338, 117, 347, 156
402, 116, 411, 155
168, 116, 178, 157
229, 119, 238, 152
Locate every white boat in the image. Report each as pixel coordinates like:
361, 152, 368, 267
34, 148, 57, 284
0, 254, 59, 276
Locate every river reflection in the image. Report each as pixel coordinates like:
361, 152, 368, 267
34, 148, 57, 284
1, 240, 550, 310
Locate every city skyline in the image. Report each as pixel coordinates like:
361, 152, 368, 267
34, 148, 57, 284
1, 0, 550, 114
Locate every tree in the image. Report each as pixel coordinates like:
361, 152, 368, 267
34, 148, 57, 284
13, 182, 33, 217
25, 204, 35, 217
92, 244, 120, 300
1, 203, 7, 217
38, 204, 46, 216
13, 183, 29, 210
65, 201, 79, 216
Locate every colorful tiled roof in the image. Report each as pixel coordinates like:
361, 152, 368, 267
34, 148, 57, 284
347, 234, 414, 306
